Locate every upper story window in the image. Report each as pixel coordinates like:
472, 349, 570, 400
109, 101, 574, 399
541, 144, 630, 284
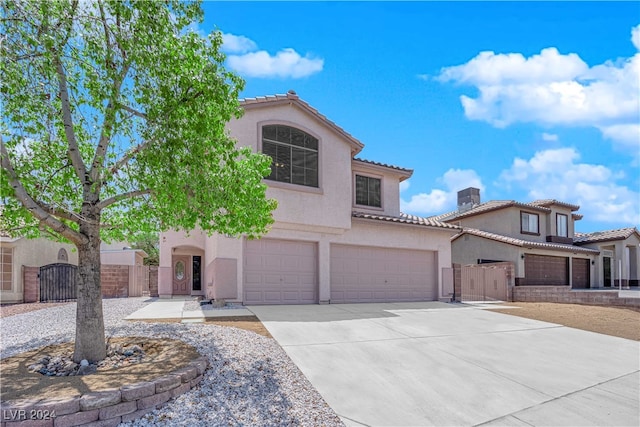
556, 213, 568, 237
355, 175, 381, 208
262, 125, 319, 188
521, 211, 539, 235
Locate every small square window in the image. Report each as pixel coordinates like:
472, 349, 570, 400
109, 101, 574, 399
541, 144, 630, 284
521, 212, 539, 234
355, 175, 382, 208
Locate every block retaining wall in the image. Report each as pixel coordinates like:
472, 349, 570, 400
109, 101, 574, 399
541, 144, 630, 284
512, 286, 640, 308
0, 357, 208, 427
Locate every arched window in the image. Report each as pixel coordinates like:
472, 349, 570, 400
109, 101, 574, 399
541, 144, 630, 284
57, 248, 68, 262
262, 125, 319, 187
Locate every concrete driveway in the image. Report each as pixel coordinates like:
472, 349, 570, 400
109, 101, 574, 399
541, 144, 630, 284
249, 302, 639, 427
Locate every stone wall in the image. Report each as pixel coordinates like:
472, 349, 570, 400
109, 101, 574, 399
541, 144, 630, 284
22, 267, 40, 303
512, 286, 640, 308
0, 357, 208, 427
22, 264, 158, 302
101, 265, 130, 298
148, 266, 159, 297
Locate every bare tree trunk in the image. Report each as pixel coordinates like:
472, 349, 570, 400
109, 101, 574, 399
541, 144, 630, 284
73, 219, 106, 362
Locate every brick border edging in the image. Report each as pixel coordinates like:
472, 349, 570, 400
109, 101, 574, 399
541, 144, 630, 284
0, 356, 208, 427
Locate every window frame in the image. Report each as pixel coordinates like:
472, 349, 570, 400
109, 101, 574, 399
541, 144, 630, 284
556, 213, 568, 237
261, 124, 320, 189
354, 173, 383, 209
1, 247, 13, 291
520, 211, 540, 235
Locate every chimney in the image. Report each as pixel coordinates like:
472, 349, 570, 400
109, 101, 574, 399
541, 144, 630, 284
457, 187, 480, 212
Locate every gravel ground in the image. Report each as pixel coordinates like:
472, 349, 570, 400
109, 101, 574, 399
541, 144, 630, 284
0, 298, 344, 427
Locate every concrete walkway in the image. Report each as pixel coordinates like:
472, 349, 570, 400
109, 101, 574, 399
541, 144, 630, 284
125, 298, 254, 321
249, 302, 640, 427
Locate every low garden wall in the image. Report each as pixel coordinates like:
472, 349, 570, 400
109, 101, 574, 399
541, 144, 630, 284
512, 286, 640, 308
0, 357, 208, 427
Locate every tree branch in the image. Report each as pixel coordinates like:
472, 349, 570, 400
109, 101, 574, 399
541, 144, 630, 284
118, 103, 147, 120
52, 53, 87, 183
0, 136, 87, 245
96, 188, 151, 210
103, 138, 153, 183
89, 0, 132, 184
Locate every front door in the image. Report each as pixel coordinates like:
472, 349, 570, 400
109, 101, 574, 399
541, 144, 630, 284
172, 255, 190, 295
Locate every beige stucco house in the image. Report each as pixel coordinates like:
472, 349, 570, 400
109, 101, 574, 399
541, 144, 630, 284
100, 241, 148, 267
159, 91, 459, 304
574, 228, 640, 288
432, 188, 602, 289
0, 236, 78, 303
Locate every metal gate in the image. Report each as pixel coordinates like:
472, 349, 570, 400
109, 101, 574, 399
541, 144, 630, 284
39, 263, 77, 301
460, 265, 508, 302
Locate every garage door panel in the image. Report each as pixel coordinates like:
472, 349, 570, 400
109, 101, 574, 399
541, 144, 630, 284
331, 244, 437, 303
244, 239, 318, 305
524, 254, 568, 286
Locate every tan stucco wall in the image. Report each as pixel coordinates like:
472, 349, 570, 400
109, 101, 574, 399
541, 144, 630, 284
457, 206, 579, 243
228, 103, 354, 231
351, 162, 403, 217
0, 237, 78, 303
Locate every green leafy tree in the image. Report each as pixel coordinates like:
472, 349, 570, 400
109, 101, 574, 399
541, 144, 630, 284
1, 0, 276, 362
132, 232, 159, 266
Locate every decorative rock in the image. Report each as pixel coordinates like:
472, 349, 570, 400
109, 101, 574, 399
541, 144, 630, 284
80, 360, 89, 367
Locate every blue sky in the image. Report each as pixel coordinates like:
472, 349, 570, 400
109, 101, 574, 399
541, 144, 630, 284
199, 1, 639, 233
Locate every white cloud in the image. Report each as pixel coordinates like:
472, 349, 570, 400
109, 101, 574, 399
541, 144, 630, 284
437, 25, 640, 153
401, 169, 484, 215
599, 124, 640, 150
221, 33, 258, 54
542, 132, 558, 142
632, 24, 640, 50
220, 32, 323, 79
499, 148, 639, 224
227, 48, 324, 79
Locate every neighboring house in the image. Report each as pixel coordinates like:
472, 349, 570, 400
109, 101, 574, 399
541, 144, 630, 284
0, 237, 149, 304
432, 188, 600, 289
159, 91, 459, 304
574, 228, 640, 288
100, 241, 148, 266
0, 236, 78, 304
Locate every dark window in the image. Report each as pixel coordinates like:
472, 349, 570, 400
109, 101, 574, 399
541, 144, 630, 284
192, 255, 201, 291
262, 125, 318, 187
521, 211, 539, 235
556, 214, 568, 237
355, 175, 381, 207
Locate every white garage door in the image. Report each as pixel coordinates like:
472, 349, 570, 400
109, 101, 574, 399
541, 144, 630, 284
244, 239, 318, 305
331, 244, 437, 303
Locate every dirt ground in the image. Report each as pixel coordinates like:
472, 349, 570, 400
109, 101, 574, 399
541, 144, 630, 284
491, 302, 640, 341
0, 337, 202, 403
2, 301, 637, 405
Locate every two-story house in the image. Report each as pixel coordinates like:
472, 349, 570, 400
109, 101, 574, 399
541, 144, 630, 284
432, 188, 600, 288
158, 91, 459, 304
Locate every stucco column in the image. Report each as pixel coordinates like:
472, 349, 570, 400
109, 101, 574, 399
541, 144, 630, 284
318, 238, 331, 303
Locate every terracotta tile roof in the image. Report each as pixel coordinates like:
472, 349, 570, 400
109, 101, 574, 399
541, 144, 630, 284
352, 211, 460, 230
430, 200, 550, 222
352, 158, 413, 176
454, 228, 600, 254
529, 199, 580, 211
240, 91, 364, 154
574, 227, 640, 244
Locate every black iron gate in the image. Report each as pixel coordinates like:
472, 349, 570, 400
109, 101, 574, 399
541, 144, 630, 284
40, 263, 77, 301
